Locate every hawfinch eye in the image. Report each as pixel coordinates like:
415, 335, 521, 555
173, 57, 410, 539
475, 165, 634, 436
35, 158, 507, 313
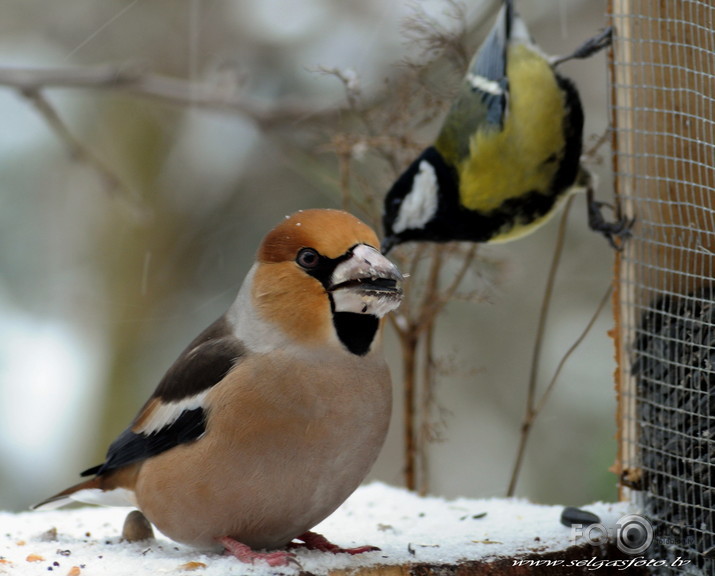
296, 248, 320, 269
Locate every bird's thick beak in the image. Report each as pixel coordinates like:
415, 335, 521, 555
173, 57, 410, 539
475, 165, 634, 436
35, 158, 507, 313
329, 244, 403, 318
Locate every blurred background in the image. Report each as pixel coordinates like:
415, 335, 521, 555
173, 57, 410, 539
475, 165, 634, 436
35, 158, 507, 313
0, 0, 616, 511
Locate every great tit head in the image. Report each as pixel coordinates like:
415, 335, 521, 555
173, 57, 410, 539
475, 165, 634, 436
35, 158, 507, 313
381, 147, 458, 254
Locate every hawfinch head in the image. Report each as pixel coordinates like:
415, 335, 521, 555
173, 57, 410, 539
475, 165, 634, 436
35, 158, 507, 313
233, 209, 403, 356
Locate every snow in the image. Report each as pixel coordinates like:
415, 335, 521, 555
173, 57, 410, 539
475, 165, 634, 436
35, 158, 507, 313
1, 482, 631, 575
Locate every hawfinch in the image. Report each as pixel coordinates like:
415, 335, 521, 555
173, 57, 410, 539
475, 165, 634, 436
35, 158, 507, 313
34, 209, 403, 566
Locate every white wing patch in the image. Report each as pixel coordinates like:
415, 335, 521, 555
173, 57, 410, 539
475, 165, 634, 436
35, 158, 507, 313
466, 73, 503, 95
392, 160, 439, 234
134, 391, 208, 435
34, 487, 138, 510
70, 487, 138, 508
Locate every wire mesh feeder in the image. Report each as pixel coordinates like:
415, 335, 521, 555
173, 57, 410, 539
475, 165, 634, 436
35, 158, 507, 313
610, 0, 715, 573
632, 291, 715, 567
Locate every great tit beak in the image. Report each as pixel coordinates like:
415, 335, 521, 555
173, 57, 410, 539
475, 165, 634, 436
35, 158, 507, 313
380, 236, 397, 255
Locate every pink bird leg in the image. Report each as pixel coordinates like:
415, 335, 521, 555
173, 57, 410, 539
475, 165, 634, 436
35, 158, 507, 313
218, 537, 298, 567
291, 531, 380, 555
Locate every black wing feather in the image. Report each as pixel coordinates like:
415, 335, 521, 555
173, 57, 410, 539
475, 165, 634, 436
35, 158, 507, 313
155, 316, 244, 402
81, 408, 206, 476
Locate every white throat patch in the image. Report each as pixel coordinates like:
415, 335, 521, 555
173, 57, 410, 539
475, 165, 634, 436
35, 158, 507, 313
392, 160, 439, 234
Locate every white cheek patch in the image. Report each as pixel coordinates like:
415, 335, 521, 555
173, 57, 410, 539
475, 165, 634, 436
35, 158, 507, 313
134, 390, 208, 435
392, 160, 439, 234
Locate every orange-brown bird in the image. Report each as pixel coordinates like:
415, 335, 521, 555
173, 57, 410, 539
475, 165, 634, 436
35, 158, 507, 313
34, 209, 403, 566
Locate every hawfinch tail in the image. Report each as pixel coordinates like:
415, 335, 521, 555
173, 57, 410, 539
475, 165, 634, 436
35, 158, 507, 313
34, 209, 403, 566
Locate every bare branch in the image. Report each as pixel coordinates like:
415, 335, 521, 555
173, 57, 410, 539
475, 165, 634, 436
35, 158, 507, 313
20, 88, 148, 220
0, 64, 332, 130
0, 63, 341, 219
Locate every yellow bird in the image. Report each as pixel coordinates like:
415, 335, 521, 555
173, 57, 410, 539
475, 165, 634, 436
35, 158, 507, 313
382, 0, 627, 253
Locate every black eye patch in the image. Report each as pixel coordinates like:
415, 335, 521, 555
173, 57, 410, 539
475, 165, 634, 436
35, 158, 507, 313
295, 245, 357, 289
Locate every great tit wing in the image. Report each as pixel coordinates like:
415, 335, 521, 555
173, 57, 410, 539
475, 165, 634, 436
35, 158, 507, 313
469, 0, 511, 92
435, 1, 513, 164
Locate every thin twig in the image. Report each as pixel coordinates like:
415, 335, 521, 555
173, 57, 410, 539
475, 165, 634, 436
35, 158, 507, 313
533, 284, 613, 416
414, 244, 478, 332
507, 195, 575, 497
419, 246, 447, 323
441, 244, 479, 303
20, 88, 148, 220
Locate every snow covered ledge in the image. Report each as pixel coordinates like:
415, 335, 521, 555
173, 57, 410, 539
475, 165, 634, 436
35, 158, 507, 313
2, 483, 637, 575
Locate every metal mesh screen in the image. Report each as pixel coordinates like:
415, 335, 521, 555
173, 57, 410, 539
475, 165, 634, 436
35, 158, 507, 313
610, 0, 715, 572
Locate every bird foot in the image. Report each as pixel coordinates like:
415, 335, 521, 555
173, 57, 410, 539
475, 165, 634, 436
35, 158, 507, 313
587, 196, 634, 251
586, 182, 635, 252
218, 536, 298, 567
290, 531, 380, 555
552, 27, 613, 67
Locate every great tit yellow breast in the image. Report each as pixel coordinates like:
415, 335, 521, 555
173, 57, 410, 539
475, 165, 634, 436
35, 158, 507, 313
459, 44, 567, 214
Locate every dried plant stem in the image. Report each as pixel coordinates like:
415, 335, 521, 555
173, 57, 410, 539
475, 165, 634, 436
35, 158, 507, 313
400, 329, 419, 492
441, 245, 479, 303
507, 195, 575, 497
395, 243, 479, 492
418, 321, 437, 496
413, 247, 446, 491
400, 247, 443, 491
533, 284, 612, 416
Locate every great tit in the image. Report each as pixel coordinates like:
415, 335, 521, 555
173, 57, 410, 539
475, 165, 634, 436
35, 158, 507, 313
382, 0, 627, 254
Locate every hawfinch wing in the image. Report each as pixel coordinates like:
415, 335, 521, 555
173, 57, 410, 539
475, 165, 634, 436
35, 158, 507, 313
34, 315, 243, 508
84, 316, 243, 477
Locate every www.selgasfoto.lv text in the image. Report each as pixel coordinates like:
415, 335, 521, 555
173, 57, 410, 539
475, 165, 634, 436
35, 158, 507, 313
512, 557, 690, 570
